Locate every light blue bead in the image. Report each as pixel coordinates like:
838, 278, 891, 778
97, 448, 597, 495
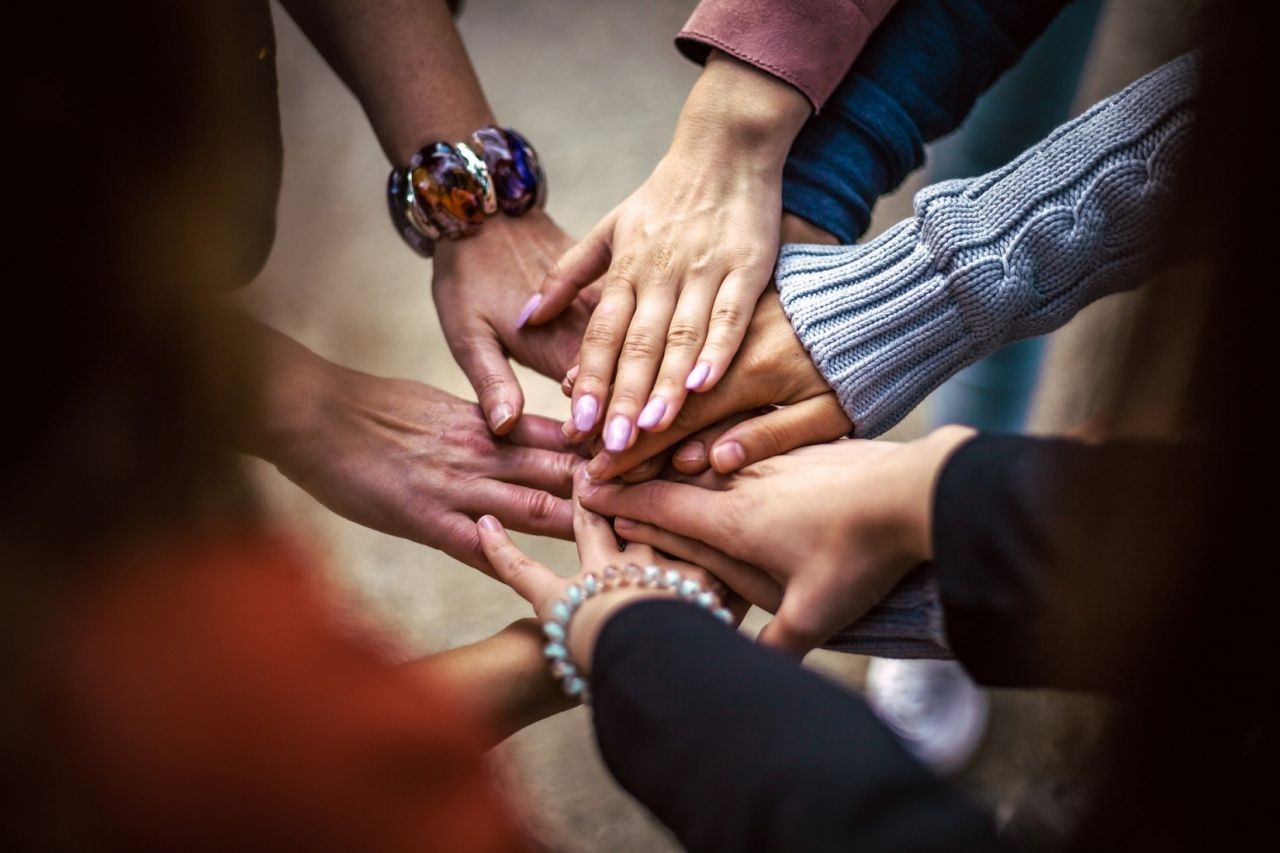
663, 569, 681, 589
678, 579, 699, 598
713, 608, 732, 624
583, 574, 599, 595
642, 565, 660, 586
551, 600, 571, 622
567, 584, 585, 606
550, 659, 577, 680
564, 676, 586, 698
543, 642, 568, 660
543, 621, 565, 642
695, 591, 717, 609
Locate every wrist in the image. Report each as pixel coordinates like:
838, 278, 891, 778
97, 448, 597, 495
566, 588, 676, 674
780, 212, 839, 246
902, 426, 978, 560
240, 322, 338, 463
671, 51, 810, 168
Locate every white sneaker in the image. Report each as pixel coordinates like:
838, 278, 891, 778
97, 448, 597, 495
864, 658, 989, 776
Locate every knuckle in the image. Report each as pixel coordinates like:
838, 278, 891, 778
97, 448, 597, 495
582, 321, 623, 350
523, 490, 561, 523
621, 332, 662, 362
665, 322, 703, 351
709, 302, 747, 332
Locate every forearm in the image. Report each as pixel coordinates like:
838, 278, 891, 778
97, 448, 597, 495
591, 600, 1001, 850
778, 54, 1197, 438
783, 0, 1070, 241
279, 0, 493, 163
409, 619, 575, 748
669, 50, 811, 175
934, 434, 1207, 692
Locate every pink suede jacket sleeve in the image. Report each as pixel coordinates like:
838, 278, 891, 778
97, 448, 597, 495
675, 0, 899, 111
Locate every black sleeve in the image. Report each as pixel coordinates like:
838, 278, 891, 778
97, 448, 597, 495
590, 600, 1003, 852
933, 433, 1208, 691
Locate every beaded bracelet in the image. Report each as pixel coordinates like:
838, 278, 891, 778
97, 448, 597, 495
542, 564, 733, 704
386, 125, 546, 257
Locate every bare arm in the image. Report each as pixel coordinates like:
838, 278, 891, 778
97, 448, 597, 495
279, 0, 493, 162
408, 619, 577, 747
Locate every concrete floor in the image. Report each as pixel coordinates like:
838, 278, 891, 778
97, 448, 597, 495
240, 1, 1191, 848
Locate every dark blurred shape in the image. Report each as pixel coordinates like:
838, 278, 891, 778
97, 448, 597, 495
2, 4, 520, 850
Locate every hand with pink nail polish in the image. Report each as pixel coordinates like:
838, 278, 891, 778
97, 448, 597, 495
519, 52, 812, 446
574, 290, 853, 483
432, 212, 601, 435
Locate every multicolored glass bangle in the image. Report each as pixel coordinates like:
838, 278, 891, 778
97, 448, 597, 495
386, 126, 546, 257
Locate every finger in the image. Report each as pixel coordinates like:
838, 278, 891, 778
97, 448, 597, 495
432, 511, 491, 573
613, 517, 782, 611
477, 515, 562, 607
571, 273, 635, 436
506, 412, 575, 452
560, 364, 580, 398
448, 327, 525, 435
757, 580, 832, 657
603, 285, 678, 452
495, 446, 579, 497
707, 395, 851, 474
617, 446, 674, 483
688, 268, 767, 393
578, 478, 731, 550
527, 214, 616, 326
573, 471, 624, 568
640, 279, 716, 432
671, 409, 770, 475
462, 480, 574, 540
585, 373, 748, 480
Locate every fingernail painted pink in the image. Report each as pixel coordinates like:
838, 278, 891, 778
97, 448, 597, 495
604, 415, 633, 452
711, 440, 746, 472
637, 397, 667, 430
478, 515, 502, 532
515, 293, 543, 329
573, 394, 599, 432
685, 361, 712, 390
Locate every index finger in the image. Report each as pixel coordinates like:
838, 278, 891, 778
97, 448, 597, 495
585, 376, 747, 480
578, 476, 729, 549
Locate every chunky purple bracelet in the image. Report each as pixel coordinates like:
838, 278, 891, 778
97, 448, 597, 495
386, 126, 546, 257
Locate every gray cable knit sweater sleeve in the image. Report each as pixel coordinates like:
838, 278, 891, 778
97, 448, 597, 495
776, 54, 1198, 438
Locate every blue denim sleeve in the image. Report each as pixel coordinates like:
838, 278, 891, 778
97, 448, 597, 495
783, 0, 1070, 242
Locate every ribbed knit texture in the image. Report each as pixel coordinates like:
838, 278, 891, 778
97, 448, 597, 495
777, 54, 1197, 437
824, 565, 950, 658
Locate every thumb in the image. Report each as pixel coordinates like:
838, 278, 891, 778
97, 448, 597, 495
709, 395, 851, 474
527, 213, 615, 325
756, 580, 831, 658
477, 516, 561, 613
450, 327, 525, 434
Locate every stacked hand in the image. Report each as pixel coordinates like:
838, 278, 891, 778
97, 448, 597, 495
523, 51, 812, 453
433, 210, 601, 433
578, 428, 976, 656
475, 473, 746, 673
567, 290, 853, 481
247, 320, 584, 572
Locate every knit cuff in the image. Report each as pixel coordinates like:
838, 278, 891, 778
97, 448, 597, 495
822, 565, 950, 658
777, 229, 988, 438
778, 53, 1198, 437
